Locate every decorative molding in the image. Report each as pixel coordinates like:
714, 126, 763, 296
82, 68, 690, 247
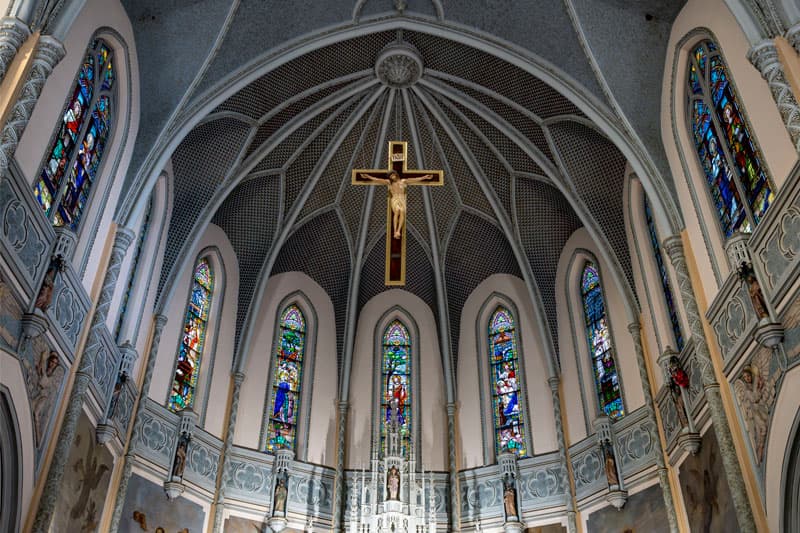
0, 17, 30, 84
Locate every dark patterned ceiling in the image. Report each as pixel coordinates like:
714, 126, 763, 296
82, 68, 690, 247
156, 28, 641, 375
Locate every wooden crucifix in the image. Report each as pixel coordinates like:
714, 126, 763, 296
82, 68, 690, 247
352, 141, 443, 285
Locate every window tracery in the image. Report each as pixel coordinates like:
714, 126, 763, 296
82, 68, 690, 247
488, 307, 527, 457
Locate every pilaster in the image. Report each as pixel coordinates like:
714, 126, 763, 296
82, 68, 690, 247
334, 399, 348, 531
446, 401, 459, 531
211, 371, 245, 533
748, 39, 800, 152
547, 376, 577, 533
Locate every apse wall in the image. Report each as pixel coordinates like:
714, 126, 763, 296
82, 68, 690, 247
346, 289, 447, 472
456, 273, 557, 470
150, 222, 238, 438
556, 227, 645, 443
234, 271, 338, 467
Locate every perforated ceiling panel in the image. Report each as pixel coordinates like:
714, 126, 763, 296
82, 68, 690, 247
547, 121, 637, 302
444, 212, 523, 370
158, 117, 252, 298
515, 177, 583, 359
211, 174, 281, 351
271, 210, 351, 374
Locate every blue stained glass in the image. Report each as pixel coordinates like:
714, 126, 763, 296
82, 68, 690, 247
381, 320, 412, 456
489, 308, 527, 457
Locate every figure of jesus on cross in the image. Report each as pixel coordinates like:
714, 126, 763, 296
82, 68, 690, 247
352, 141, 443, 285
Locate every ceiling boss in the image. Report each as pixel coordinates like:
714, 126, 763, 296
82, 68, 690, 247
352, 141, 443, 285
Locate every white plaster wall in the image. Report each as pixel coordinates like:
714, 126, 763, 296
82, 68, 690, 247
556, 228, 645, 444
149, 223, 238, 438
233, 272, 338, 467
456, 274, 557, 470
661, 0, 797, 301
0, 349, 35, 529
765, 364, 800, 532
346, 289, 446, 471
13, 0, 140, 290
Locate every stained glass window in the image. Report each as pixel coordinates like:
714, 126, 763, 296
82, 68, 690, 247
265, 305, 306, 453
33, 39, 115, 231
687, 39, 775, 238
114, 197, 152, 342
381, 320, 411, 456
644, 197, 684, 352
581, 262, 624, 420
167, 258, 213, 412
489, 307, 527, 458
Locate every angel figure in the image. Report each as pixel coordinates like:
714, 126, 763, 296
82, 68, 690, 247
733, 349, 778, 463
25, 349, 65, 446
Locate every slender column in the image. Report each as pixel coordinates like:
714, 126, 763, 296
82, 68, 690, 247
547, 377, 577, 533
446, 402, 459, 531
627, 322, 679, 533
212, 372, 245, 533
32, 226, 135, 533
748, 40, 800, 152
109, 314, 168, 532
334, 400, 348, 531
0, 34, 64, 176
788, 22, 800, 54
0, 17, 30, 84
662, 236, 756, 532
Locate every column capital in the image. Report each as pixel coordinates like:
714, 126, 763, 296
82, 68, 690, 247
788, 21, 800, 53
232, 371, 246, 386
446, 402, 457, 416
662, 235, 685, 264
32, 34, 65, 72
747, 39, 780, 73
547, 375, 560, 391
0, 17, 32, 81
154, 314, 169, 330
338, 400, 349, 412
112, 226, 136, 254
626, 321, 641, 337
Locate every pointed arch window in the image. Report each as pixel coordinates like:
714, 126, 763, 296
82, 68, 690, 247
381, 320, 412, 456
488, 307, 527, 457
33, 39, 115, 231
687, 39, 775, 237
644, 197, 684, 351
265, 305, 306, 453
581, 262, 624, 420
168, 258, 213, 412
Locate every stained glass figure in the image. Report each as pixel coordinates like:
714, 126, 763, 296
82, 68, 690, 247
114, 196, 152, 342
168, 259, 213, 412
644, 196, 684, 352
381, 320, 411, 456
33, 39, 115, 231
687, 39, 775, 237
581, 262, 624, 420
489, 307, 527, 458
266, 305, 306, 453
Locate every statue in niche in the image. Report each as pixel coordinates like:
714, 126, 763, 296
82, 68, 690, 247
387, 465, 401, 500
23, 348, 65, 446
601, 440, 620, 488
172, 431, 190, 479
502, 477, 517, 520
737, 262, 769, 320
107, 372, 127, 419
734, 349, 778, 463
34, 254, 65, 312
272, 476, 288, 516
667, 355, 691, 429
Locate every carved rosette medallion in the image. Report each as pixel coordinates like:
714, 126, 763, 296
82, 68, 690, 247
375, 42, 423, 89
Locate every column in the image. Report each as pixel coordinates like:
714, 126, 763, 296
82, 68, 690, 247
212, 371, 245, 533
788, 22, 800, 54
662, 236, 756, 533
0, 34, 64, 176
0, 17, 30, 84
547, 377, 577, 533
446, 402, 458, 530
109, 314, 168, 532
32, 226, 135, 533
333, 400, 348, 531
748, 40, 800, 152
627, 323, 680, 533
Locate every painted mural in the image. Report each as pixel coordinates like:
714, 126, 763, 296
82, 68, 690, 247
781, 294, 800, 361
678, 428, 736, 533
585, 483, 668, 533
120, 473, 206, 533
0, 273, 23, 350
52, 413, 113, 533
524, 524, 567, 533
224, 516, 266, 532
733, 345, 781, 467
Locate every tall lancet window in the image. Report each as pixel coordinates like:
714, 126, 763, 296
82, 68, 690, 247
168, 258, 213, 412
644, 197, 684, 351
687, 39, 774, 237
581, 262, 624, 420
381, 320, 411, 456
266, 305, 306, 453
489, 307, 527, 458
33, 39, 115, 231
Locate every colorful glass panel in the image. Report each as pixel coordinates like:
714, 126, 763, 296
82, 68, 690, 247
381, 320, 412, 456
644, 197, 684, 352
489, 307, 527, 457
688, 40, 774, 237
168, 259, 213, 412
34, 39, 114, 230
114, 197, 152, 341
581, 263, 624, 420
266, 305, 306, 453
